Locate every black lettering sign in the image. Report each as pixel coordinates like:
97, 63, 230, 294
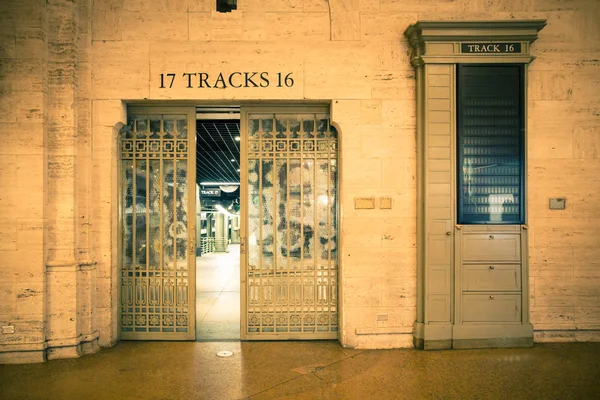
158, 72, 294, 89
200, 189, 221, 197
460, 43, 522, 54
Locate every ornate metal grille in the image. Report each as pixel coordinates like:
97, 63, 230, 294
245, 112, 338, 338
119, 111, 195, 340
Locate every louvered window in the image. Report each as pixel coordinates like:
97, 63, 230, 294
457, 65, 525, 224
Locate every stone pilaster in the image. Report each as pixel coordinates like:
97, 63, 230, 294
45, 0, 97, 360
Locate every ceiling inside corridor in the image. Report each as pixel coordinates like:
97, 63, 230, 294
195, 107, 240, 186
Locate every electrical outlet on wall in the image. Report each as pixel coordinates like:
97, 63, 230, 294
2, 325, 15, 334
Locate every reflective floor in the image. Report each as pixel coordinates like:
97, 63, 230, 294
1, 342, 600, 399
196, 244, 241, 340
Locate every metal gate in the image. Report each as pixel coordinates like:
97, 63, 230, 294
119, 107, 196, 340
241, 107, 339, 339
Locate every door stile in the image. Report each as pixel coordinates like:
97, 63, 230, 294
119, 107, 196, 340
239, 108, 249, 340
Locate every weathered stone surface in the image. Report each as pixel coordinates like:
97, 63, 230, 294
1, 0, 600, 364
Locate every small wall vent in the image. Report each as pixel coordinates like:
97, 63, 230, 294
217, 0, 237, 12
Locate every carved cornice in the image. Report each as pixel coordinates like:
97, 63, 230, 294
404, 20, 547, 66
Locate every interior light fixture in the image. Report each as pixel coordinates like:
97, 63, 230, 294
230, 158, 235, 162
215, 204, 238, 217
200, 182, 240, 186
235, 136, 240, 141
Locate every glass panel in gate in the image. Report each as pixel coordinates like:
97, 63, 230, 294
246, 113, 338, 337
120, 112, 194, 339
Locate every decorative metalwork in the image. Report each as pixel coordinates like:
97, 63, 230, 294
120, 113, 194, 339
245, 113, 338, 337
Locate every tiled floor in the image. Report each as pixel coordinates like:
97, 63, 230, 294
1, 342, 600, 399
196, 244, 241, 340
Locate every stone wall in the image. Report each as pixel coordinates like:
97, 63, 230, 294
0, 0, 599, 362
0, 0, 49, 364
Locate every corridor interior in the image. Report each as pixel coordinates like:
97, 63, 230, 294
196, 244, 241, 340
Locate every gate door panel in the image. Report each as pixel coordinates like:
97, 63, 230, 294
119, 108, 196, 340
241, 107, 339, 339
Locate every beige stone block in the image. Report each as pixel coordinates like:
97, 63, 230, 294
0, 219, 18, 251
382, 158, 416, 190
14, 26, 46, 59
0, 1, 46, 28
462, 0, 533, 12
344, 277, 382, 306
0, 249, 44, 283
534, 330, 576, 342
571, 192, 600, 218
574, 306, 600, 324
574, 246, 600, 277
573, 4, 600, 49
92, 100, 127, 127
343, 157, 381, 188
535, 276, 600, 306
0, 92, 44, 124
363, 128, 415, 160
361, 12, 418, 42
574, 126, 600, 159
381, 278, 416, 307
529, 262, 574, 277
529, 52, 578, 72
342, 247, 416, 279
0, 188, 43, 220
240, 0, 303, 12
529, 70, 573, 100
382, 100, 416, 129
528, 134, 573, 159
375, 42, 407, 71
386, 0, 462, 12
359, 0, 380, 11
532, 217, 600, 247
120, 12, 188, 41
343, 305, 416, 328
529, 245, 573, 265
532, 0, 585, 11
0, 26, 16, 59
92, 9, 122, 41
530, 306, 575, 326
17, 220, 44, 250
342, 217, 382, 248
330, 7, 361, 41
92, 62, 150, 100
304, 42, 373, 99
381, 217, 416, 248
0, 315, 44, 344
15, 282, 44, 315
331, 100, 361, 123
351, 332, 414, 349
533, 11, 577, 50
372, 70, 416, 100
528, 159, 599, 193
188, 13, 211, 41
120, 0, 211, 12
574, 331, 600, 342
0, 283, 17, 314
209, 10, 242, 41
303, 0, 329, 12
263, 12, 330, 41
